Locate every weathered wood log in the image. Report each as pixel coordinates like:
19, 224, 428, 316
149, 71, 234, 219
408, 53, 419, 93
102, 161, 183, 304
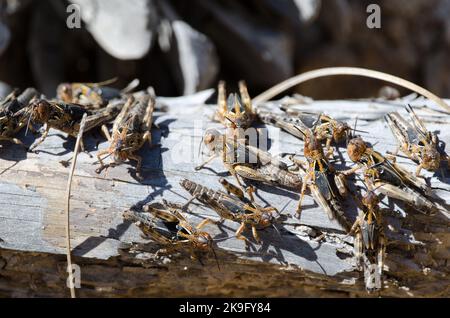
0, 90, 449, 297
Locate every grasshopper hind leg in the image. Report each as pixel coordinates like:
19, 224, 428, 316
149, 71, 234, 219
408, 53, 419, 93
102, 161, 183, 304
30, 125, 50, 152
295, 173, 310, 218
238, 80, 252, 114
95, 148, 111, 174
251, 225, 261, 244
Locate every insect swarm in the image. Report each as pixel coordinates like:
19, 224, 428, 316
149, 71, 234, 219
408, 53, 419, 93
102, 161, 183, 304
180, 178, 281, 244
385, 104, 448, 176
195, 128, 302, 202
287, 125, 351, 231
95, 91, 155, 179
348, 187, 387, 292
123, 200, 219, 267
0, 88, 38, 149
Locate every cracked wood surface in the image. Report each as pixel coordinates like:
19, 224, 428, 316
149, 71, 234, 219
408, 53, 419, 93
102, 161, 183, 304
0, 90, 449, 297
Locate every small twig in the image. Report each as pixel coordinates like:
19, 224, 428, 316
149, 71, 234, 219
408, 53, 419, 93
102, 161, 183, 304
252, 67, 450, 113
65, 113, 88, 298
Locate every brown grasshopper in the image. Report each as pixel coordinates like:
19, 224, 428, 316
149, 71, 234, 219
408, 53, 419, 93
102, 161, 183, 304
95, 92, 155, 178
180, 178, 281, 244
385, 104, 448, 176
25, 98, 124, 152
213, 81, 255, 130
259, 106, 354, 158
123, 200, 219, 267
57, 78, 138, 110
345, 135, 439, 213
0, 88, 38, 149
287, 125, 351, 231
348, 187, 386, 292
195, 129, 302, 202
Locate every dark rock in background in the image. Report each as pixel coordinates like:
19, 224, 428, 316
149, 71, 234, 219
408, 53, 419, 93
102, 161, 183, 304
0, 0, 449, 99
0, 81, 11, 98
0, 21, 10, 56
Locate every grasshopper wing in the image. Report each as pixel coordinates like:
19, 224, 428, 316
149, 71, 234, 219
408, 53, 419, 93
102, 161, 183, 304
406, 104, 428, 138
385, 112, 420, 145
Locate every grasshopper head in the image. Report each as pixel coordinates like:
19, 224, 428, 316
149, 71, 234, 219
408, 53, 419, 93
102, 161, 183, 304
30, 99, 51, 123
111, 128, 130, 162
333, 121, 350, 143
56, 83, 73, 102
421, 145, 441, 171
303, 129, 324, 160
347, 137, 367, 162
202, 129, 222, 151
223, 93, 246, 129
113, 139, 125, 162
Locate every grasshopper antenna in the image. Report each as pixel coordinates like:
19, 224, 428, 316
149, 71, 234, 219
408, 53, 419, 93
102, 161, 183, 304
346, 116, 358, 146
272, 224, 282, 238
213, 235, 236, 242
198, 134, 205, 159
25, 102, 36, 136
353, 117, 358, 137
312, 113, 322, 131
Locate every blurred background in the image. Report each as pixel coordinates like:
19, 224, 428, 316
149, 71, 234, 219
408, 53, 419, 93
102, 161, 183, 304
1, 0, 449, 99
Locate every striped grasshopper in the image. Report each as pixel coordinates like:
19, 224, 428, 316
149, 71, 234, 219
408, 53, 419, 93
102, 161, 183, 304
348, 185, 387, 292
180, 178, 281, 244
57, 78, 138, 110
0, 88, 38, 149
286, 125, 351, 231
25, 98, 124, 152
213, 80, 256, 131
195, 128, 302, 202
123, 200, 219, 267
385, 104, 448, 176
344, 135, 439, 214
95, 91, 155, 179
258, 106, 354, 158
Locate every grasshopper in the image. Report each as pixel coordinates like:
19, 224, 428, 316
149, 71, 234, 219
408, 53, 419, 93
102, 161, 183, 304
123, 200, 219, 266
259, 106, 353, 158
57, 78, 138, 110
348, 188, 386, 292
195, 129, 302, 202
180, 178, 281, 243
0, 88, 38, 149
287, 125, 351, 231
385, 104, 448, 176
345, 135, 439, 213
25, 98, 124, 152
95, 91, 155, 178
213, 81, 255, 131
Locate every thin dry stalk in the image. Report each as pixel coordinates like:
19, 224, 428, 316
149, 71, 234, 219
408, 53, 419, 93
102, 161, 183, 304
65, 113, 88, 298
252, 67, 450, 113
